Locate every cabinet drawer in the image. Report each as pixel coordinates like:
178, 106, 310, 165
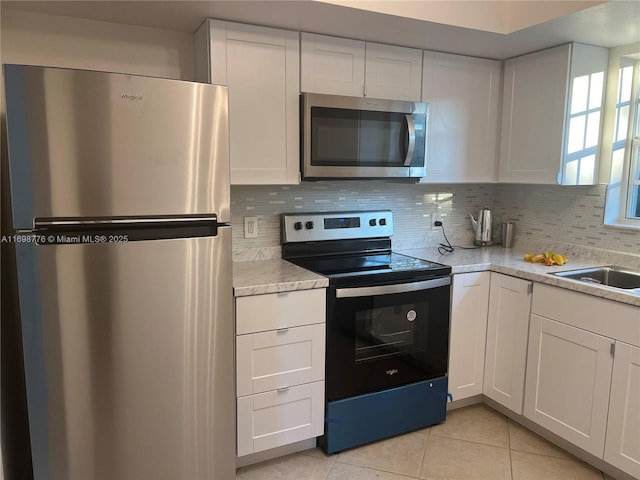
237, 381, 325, 456
236, 289, 326, 335
237, 323, 325, 397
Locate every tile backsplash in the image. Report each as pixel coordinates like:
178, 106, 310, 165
231, 181, 640, 261
494, 184, 640, 255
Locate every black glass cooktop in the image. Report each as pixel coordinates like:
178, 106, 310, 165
287, 251, 451, 286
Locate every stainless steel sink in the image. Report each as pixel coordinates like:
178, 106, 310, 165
552, 266, 640, 290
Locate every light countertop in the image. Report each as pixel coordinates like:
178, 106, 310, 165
233, 246, 640, 307
233, 259, 328, 297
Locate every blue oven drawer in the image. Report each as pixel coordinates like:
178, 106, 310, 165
321, 376, 448, 454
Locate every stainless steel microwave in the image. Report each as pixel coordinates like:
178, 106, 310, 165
301, 93, 428, 180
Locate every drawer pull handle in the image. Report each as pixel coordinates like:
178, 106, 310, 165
277, 328, 289, 334
277, 292, 289, 297
277, 387, 289, 393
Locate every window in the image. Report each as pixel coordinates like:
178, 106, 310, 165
604, 52, 640, 228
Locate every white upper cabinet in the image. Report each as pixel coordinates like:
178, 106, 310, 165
194, 20, 300, 185
499, 43, 609, 184
300, 33, 365, 97
420, 52, 501, 183
301, 32, 422, 101
364, 42, 423, 101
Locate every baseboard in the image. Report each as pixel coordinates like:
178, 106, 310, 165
236, 438, 317, 468
447, 394, 483, 411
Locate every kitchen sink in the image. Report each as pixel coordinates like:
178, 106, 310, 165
551, 266, 640, 290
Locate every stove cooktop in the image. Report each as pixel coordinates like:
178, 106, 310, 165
287, 251, 451, 287
289, 251, 445, 276
281, 210, 451, 286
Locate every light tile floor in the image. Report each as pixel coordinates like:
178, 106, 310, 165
236, 403, 609, 480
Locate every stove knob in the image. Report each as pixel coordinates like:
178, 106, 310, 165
294, 221, 303, 231
379, 218, 387, 226
369, 218, 377, 226
305, 221, 314, 230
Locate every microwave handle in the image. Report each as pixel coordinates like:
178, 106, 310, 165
403, 114, 416, 166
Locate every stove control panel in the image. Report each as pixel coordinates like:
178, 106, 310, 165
281, 210, 393, 243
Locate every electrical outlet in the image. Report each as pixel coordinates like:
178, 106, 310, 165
244, 216, 258, 238
432, 214, 444, 230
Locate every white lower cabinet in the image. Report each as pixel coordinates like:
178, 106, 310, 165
604, 342, 640, 478
483, 273, 532, 414
237, 381, 325, 457
448, 272, 490, 400
524, 314, 613, 457
235, 289, 326, 457
236, 324, 325, 397
526, 283, 640, 477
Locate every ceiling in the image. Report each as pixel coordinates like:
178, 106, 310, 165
2, 0, 639, 59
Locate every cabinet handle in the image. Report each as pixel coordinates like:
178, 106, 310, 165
277, 328, 289, 334
277, 291, 289, 297
277, 387, 289, 393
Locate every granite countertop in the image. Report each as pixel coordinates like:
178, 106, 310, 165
233, 259, 328, 297
399, 245, 640, 307
233, 245, 640, 307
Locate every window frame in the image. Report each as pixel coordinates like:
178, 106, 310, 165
603, 47, 640, 230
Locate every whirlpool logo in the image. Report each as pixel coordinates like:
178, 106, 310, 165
121, 93, 143, 101
386, 369, 398, 376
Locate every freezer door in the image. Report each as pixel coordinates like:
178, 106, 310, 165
4, 65, 230, 228
15, 228, 235, 480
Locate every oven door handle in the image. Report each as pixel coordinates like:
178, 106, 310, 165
335, 276, 451, 298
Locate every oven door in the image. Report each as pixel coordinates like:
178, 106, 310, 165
326, 276, 451, 401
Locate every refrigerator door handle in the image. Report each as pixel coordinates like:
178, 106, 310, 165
34, 214, 221, 229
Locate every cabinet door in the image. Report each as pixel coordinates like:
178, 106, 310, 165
604, 342, 640, 478
524, 315, 613, 457
236, 324, 325, 397
483, 273, 531, 414
561, 43, 609, 185
300, 32, 365, 97
498, 44, 570, 184
364, 42, 422, 101
207, 20, 299, 184
449, 272, 490, 400
237, 381, 324, 456
420, 52, 500, 183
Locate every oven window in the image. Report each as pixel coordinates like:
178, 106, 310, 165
355, 304, 419, 362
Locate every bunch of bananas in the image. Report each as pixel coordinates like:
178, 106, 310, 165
524, 250, 568, 266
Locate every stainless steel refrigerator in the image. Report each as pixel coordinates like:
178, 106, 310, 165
3, 65, 236, 480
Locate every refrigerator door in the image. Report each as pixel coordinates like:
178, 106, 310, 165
4, 65, 230, 229
15, 227, 235, 480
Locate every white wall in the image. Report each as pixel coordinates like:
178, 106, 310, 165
0, 8, 195, 82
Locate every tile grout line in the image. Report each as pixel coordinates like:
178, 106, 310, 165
428, 431, 511, 451
320, 449, 337, 480
507, 420, 514, 480
415, 428, 431, 479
